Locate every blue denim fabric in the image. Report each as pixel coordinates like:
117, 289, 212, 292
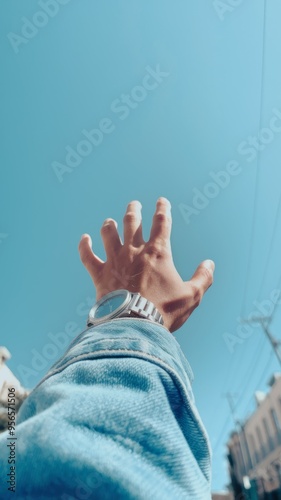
0, 318, 212, 499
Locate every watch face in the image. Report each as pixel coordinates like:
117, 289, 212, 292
94, 291, 128, 319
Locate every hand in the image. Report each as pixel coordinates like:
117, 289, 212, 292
78, 197, 215, 333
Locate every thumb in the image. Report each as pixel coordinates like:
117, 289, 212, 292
188, 260, 215, 302
78, 234, 104, 279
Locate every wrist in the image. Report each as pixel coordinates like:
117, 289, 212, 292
87, 289, 166, 330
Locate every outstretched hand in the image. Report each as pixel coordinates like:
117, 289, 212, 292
78, 197, 215, 333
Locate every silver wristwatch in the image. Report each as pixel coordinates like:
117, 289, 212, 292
87, 289, 164, 327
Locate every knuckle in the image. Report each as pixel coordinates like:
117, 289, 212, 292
146, 241, 165, 258
190, 283, 203, 306
80, 251, 90, 266
101, 219, 116, 233
154, 212, 171, 224
123, 243, 138, 260
123, 212, 138, 224
126, 242, 137, 253
201, 266, 214, 287
78, 244, 88, 264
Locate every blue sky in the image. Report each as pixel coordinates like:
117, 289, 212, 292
1, 0, 281, 491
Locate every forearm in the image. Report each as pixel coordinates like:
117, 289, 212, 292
0, 319, 212, 499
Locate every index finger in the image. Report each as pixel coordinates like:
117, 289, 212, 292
149, 197, 172, 245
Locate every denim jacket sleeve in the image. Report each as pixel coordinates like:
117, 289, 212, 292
0, 318, 212, 500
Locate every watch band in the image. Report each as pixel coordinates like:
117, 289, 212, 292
120, 293, 164, 325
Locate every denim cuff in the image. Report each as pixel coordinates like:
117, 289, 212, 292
36, 318, 211, 459
35, 318, 195, 402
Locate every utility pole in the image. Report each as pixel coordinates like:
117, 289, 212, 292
234, 314, 281, 496
241, 315, 281, 368
260, 318, 281, 366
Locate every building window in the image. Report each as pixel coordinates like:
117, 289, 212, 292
270, 408, 281, 446
248, 434, 257, 466
263, 417, 274, 454
256, 426, 266, 459
256, 426, 263, 445
271, 408, 281, 432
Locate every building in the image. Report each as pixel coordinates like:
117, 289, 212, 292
0, 346, 29, 433
227, 373, 281, 499
212, 493, 234, 500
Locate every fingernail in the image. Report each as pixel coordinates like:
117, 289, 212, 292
80, 234, 92, 245
204, 260, 215, 271
130, 200, 142, 209
157, 197, 171, 206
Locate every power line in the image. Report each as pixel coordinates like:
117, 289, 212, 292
216, 347, 276, 459
241, 0, 268, 318
223, 393, 239, 426
268, 272, 281, 326
255, 350, 275, 392
260, 318, 281, 365
221, 345, 244, 396
212, 415, 233, 456
242, 350, 275, 418
213, 336, 266, 455
233, 335, 266, 411
257, 193, 281, 303
242, 316, 281, 367
211, 0, 269, 476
